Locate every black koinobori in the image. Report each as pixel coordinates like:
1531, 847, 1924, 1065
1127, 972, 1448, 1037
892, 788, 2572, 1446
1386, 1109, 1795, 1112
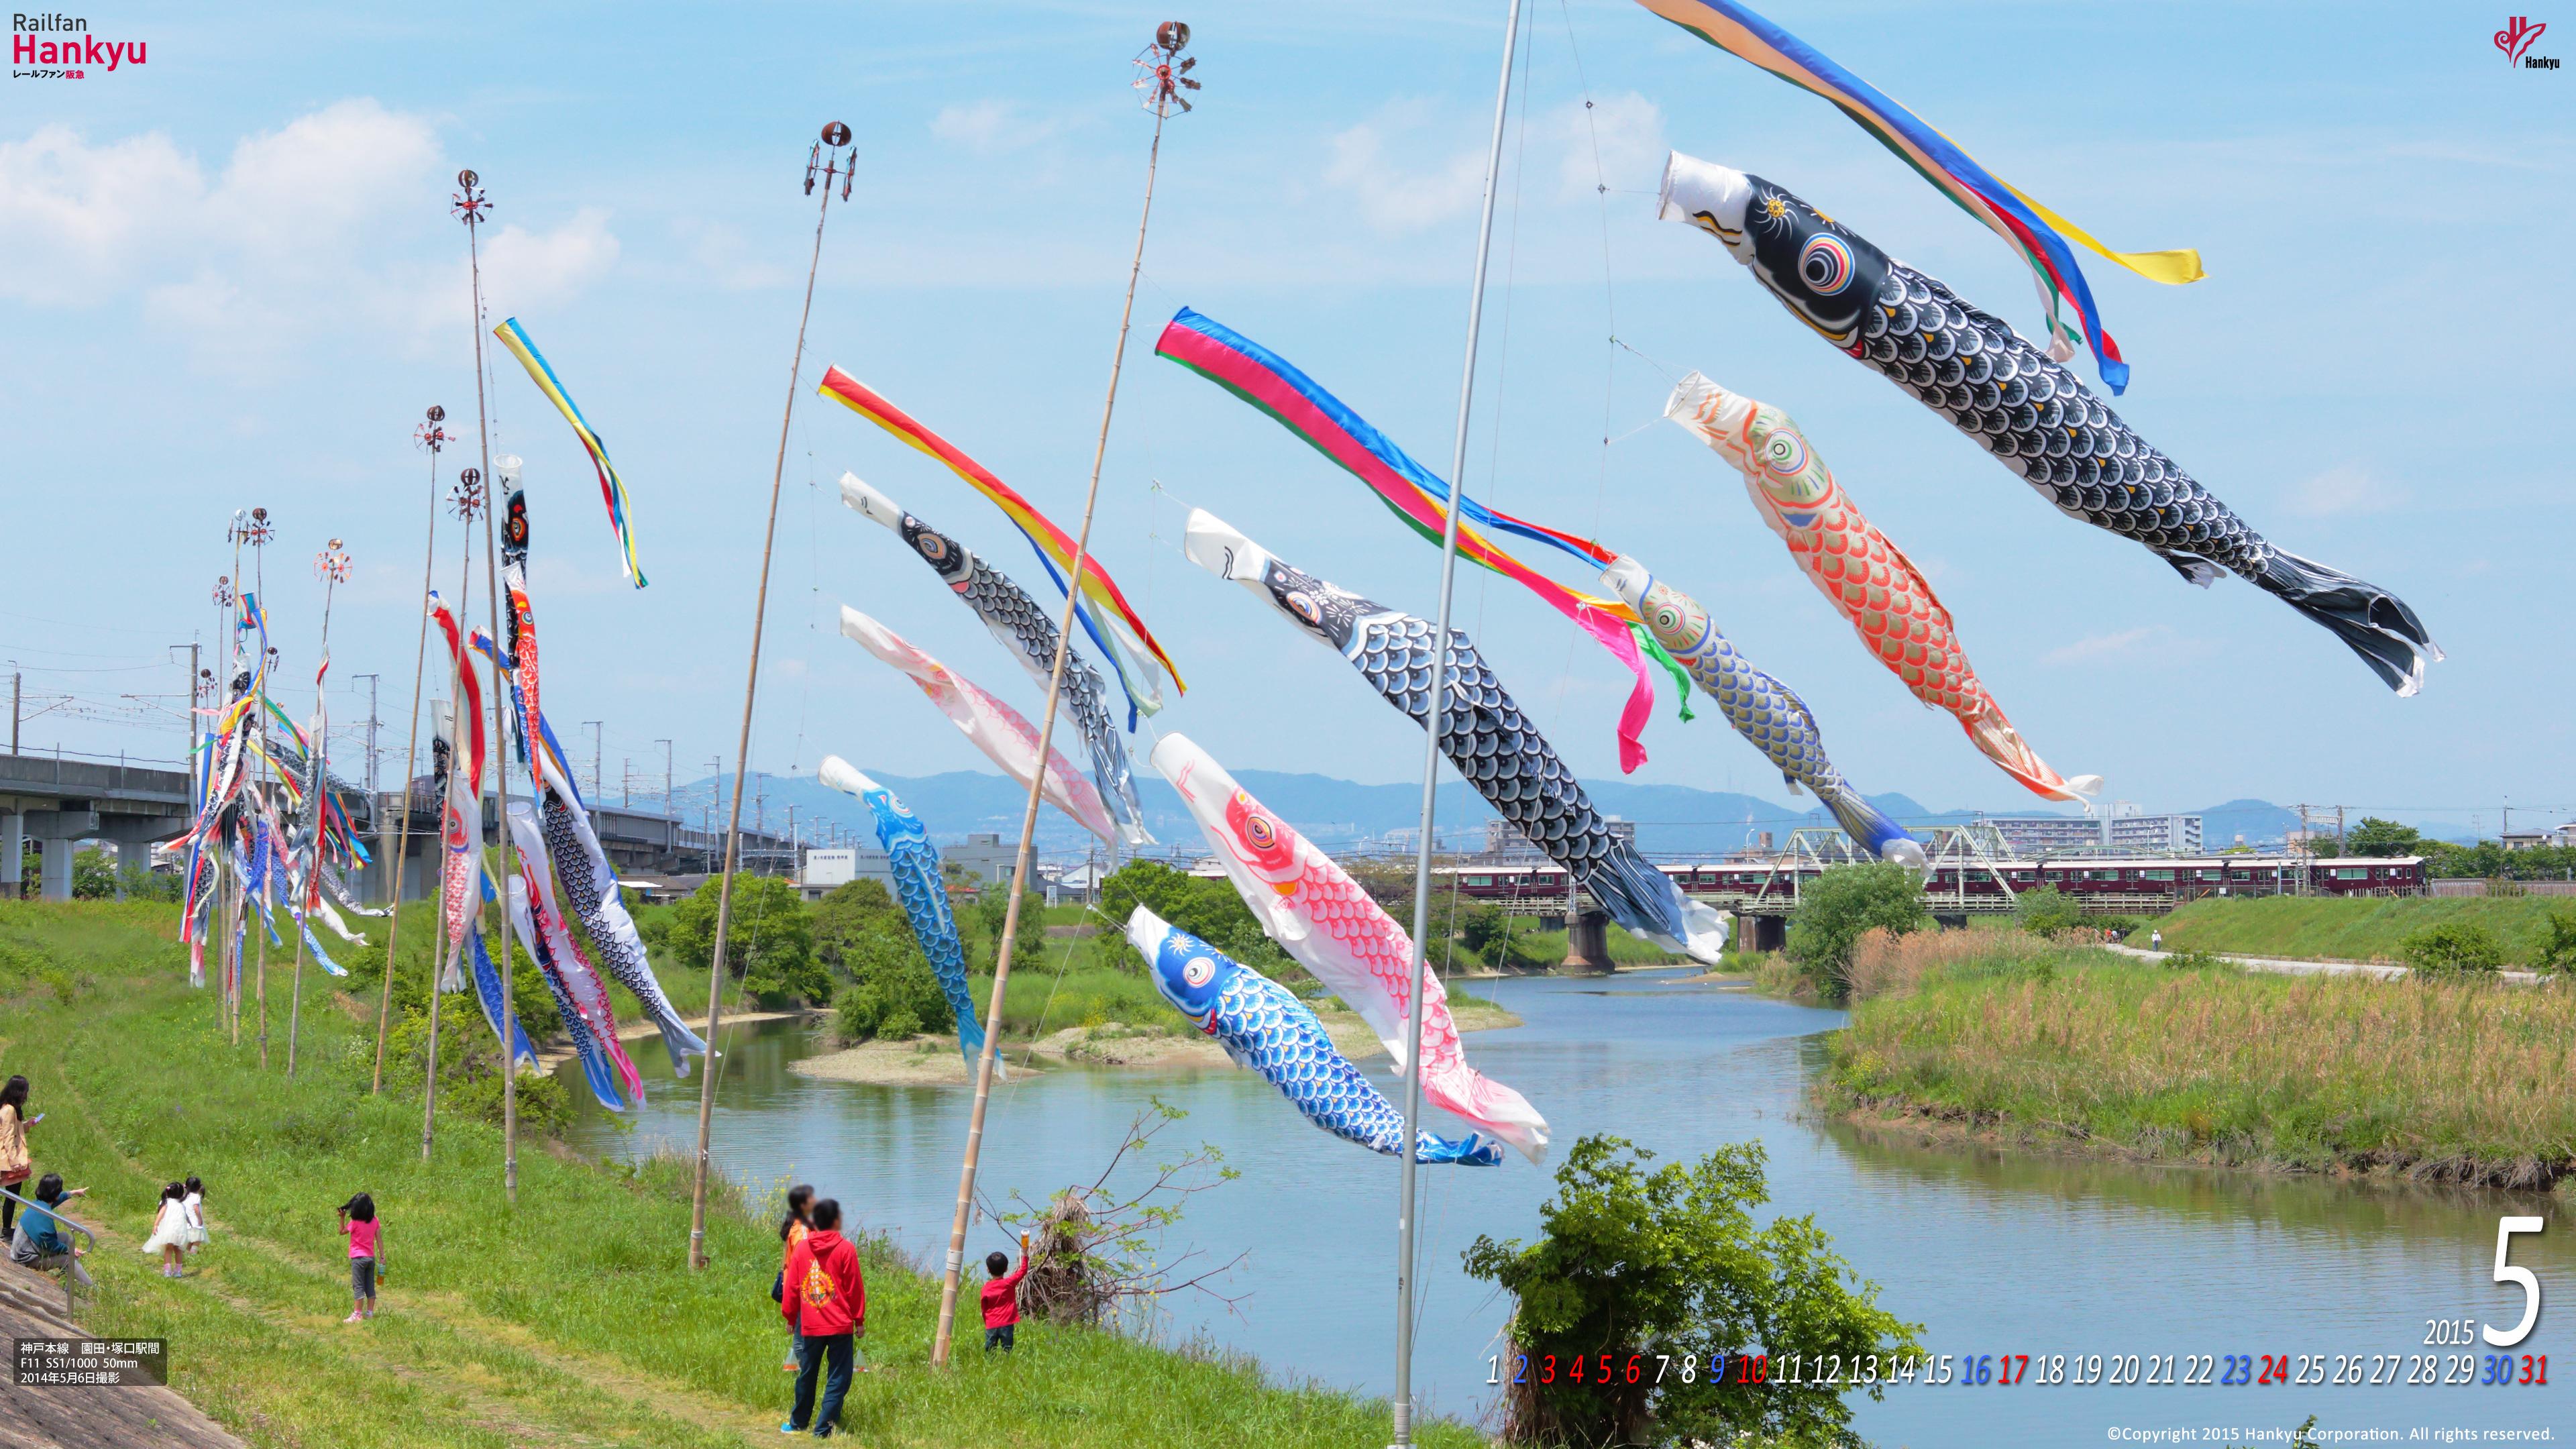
1658, 151, 2438, 696
1183, 508, 1727, 965
839, 473, 1151, 848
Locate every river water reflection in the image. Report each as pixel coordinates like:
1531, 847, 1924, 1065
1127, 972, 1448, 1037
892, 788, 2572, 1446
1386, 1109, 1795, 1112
570, 970, 2567, 1444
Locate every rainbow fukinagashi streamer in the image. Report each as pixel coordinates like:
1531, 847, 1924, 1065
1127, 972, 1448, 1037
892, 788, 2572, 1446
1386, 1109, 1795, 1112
815, 366, 1181, 723
1154, 307, 1681, 773
492, 317, 646, 588
1631, 0, 2202, 393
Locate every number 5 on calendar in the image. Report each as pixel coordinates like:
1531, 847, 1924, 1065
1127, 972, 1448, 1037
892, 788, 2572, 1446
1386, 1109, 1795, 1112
2483, 1217, 2544, 1349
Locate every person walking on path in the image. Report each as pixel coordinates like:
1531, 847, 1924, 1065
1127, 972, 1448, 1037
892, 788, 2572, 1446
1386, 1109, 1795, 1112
980, 1233, 1031, 1353
779, 1197, 863, 1438
776, 1183, 815, 1373
2150, 928, 2163, 952
1, 1075, 36, 1240
180, 1175, 210, 1256
337, 1191, 384, 1324
142, 1181, 190, 1277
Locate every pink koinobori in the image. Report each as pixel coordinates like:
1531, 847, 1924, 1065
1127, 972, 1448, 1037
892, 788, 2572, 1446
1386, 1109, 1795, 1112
1152, 732, 1548, 1163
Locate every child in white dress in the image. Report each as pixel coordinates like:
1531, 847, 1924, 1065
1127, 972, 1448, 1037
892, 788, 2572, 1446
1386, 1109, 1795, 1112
180, 1176, 209, 1254
140, 1181, 189, 1277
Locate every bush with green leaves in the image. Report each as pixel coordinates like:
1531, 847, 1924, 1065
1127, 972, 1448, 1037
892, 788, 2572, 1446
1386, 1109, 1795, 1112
1786, 863, 1926, 1002
2011, 885, 2084, 938
973, 885, 1053, 974
665, 872, 826, 1006
830, 924, 954, 1042
2538, 909, 2576, 974
1094, 859, 1308, 984
1463, 1134, 1919, 1448
1457, 902, 1548, 970
2402, 921, 2504, 975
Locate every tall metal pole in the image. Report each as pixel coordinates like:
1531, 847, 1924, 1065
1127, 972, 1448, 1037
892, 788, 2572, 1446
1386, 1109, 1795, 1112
688, 121, 856, 1271
928, 19, 1199, 1364
455, 168, 524, 1206
356, 674, 380, 795
1393, 4, 1519, 1442
376, 407, 445, 1094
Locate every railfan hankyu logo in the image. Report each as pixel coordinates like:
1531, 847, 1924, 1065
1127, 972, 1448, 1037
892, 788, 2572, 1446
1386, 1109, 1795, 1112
2496, 15, 2559, 67
10, 12, 149, 79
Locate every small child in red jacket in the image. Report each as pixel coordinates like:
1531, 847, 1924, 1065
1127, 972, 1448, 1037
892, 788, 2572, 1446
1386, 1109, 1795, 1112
780, 1199, 865, 1437
979, 1232, 1030, 1353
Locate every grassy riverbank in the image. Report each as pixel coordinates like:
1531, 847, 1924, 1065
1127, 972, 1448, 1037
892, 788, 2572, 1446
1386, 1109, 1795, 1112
1821, 929, 2576, 1188
2149, 894, 2572, 965
0, 900, 1484, 1448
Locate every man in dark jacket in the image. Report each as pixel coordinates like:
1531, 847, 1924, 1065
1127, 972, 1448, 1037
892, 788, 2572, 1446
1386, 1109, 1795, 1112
780, 1198, 864, 1437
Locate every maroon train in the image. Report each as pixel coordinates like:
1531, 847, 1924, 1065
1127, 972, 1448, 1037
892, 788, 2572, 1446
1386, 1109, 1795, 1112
1442, 855, 2428, 910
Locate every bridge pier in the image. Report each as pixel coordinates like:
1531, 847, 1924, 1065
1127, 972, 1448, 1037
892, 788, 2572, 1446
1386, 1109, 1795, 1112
1732, 912, 1786, 953
40, 836, 75, 901
3, 813, 19, 898
1562, 910, 1613, 973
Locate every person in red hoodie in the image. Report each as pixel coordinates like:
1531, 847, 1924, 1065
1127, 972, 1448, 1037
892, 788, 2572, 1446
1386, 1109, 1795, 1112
980, 1232, 1031, 1353
779, 1198, 863, 1437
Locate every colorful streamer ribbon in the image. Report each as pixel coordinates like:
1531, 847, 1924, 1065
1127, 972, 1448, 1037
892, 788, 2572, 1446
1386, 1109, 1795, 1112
814, 365, 1182, 720
1154, 307, 1675, 771
492, 317, 647, 588
1631, 0, 2202, 393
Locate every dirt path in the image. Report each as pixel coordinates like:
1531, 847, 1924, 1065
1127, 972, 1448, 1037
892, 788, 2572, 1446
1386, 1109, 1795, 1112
2105, 941, 2543, 985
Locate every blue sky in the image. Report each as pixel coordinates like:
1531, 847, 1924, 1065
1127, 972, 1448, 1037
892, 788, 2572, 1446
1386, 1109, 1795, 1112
5, 1, 2571, 841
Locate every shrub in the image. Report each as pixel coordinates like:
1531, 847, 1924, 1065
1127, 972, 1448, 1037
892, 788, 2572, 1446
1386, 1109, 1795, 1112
2011, 885, 2084, 938
1462, 1134, 1919, 1448
2536, 909, 2576, 973
2402, 922, 2504, 975
1785, 863, 1925, 1002
877, 1004, 924, 1041
1457, 902, 1547, 970
835, 983, 883, 1040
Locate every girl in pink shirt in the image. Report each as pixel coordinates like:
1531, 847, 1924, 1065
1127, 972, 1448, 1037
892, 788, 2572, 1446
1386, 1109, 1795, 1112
337, 1192, 384, 1324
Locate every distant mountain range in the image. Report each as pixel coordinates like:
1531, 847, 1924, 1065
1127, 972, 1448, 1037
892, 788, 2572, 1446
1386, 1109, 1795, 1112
684, 769, 2351, 860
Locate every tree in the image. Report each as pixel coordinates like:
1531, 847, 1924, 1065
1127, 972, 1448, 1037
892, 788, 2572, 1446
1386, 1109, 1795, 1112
2343, 816, 2423, 858
666, 873, 825, 1006
1463, 1135, 1919, 1448
1093, 859, 1305, 982
70, 847, 119, 900
1786, 863, 1925, 1001
2011, 885, 2084, 938
1457, 902, 1545, 970
2401, 921, 2503, 975
971, 886, 1051, 974
832, 919, 954, 1041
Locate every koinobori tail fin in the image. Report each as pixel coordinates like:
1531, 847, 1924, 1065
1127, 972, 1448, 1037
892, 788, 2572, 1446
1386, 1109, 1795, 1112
1407, 1130, 1504, 1167
1420, 1061, 1551, 1165
1580, 847, 1727, 965
1821, 784, 1926, 869
2255, 549, 2440, 697
1960, 710, 2102, 805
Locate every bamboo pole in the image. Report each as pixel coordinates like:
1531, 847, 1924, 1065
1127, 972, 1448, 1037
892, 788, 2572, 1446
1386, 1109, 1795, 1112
1391, 5, 1519, 1443
929, 64, 1174, 1365
688, 125, 849, 1271
423, 477, 476, 1163
375, 415, 443, 1094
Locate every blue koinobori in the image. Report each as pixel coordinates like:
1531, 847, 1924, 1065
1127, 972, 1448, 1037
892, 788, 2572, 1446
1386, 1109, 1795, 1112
1126, 907, 1500, 1167
818, 756, 995, 1075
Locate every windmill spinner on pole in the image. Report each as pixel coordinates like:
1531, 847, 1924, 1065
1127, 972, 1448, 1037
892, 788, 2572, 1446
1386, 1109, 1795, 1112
1134, 21, 1201, 115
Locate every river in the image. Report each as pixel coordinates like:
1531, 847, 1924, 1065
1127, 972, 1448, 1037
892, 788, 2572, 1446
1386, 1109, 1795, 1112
568, 970, 2568, 1444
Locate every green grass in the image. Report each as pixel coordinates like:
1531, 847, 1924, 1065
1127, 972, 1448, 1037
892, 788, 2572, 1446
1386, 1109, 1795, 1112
0, 899, 1485, 1448
2151, 894, 2575, 965
1822, 932, 2576, 1186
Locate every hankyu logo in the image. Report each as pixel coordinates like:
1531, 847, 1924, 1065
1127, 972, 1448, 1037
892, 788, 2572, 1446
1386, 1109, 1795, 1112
10, 11, 149, 79
2496, 15, 2559, 68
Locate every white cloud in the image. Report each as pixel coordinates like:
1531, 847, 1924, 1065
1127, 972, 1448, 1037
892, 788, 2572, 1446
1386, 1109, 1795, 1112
2288, 463, 2408, 518
1552, 93, 1664, 199
2041, 625, 2214, 667
0, 124, 203, 301
1, 100, 617, 371
1323, 102, 1487, 235
930, 99, 1061, 155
